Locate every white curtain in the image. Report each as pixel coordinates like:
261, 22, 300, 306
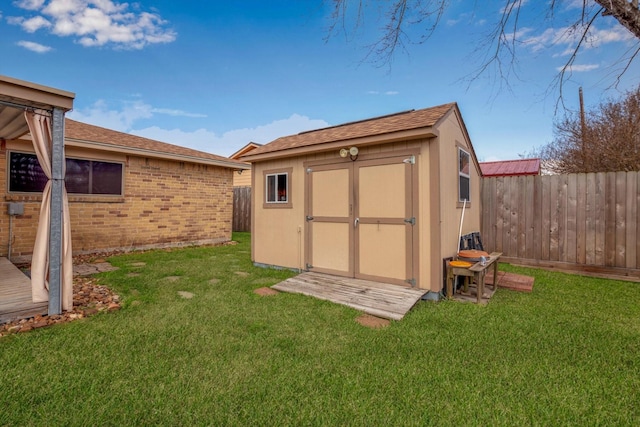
25, 109, 73, 311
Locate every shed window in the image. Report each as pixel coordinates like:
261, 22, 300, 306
266, 172, 288, 203
458, 148, 470, 202
9, 152, 123, 195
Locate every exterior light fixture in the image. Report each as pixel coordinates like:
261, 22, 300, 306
339, 146, 359, 161
349, 146, 359, 161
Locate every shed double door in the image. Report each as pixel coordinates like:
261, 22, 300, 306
305, 153, 418, 287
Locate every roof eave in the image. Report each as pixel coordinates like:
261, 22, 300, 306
230, 142, 262, 160
0, 75, 75, 111
66, 138, 250, 170
243, 127, 437, 162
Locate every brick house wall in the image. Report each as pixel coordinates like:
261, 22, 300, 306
1, 148, 234, 261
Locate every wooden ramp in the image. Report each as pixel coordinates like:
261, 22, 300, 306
486, 271, 534, 293
0, 257, 47, 324
272, 272, 427, 320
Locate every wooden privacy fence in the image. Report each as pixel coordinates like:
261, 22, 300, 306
481, 171, 640, 279
233, 186, 251, 232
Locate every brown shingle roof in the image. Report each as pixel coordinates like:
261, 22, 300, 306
65, 119, 247, 169
229, 141, 262, 160
246, 103, 456, 158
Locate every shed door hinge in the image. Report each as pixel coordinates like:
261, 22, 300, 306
406, 278, 416, 287
306, 168, 313, 174
306, 263, 313, 270
306, 215, 314, 221
404, 217, 416, 226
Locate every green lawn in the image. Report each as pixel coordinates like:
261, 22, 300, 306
1, 232, 639, 426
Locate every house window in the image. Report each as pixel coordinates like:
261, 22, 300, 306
263, 168, 292, 208
8, 152, 124, 196
266, 172, 288, 203
458, 148, 470, 202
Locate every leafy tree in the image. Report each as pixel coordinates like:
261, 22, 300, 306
327, 1, 640, 93
536, 86, 640, 173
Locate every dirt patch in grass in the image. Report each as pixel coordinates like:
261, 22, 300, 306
164, 276, 182, 282
355, 314, 390, 329
209, 278, 220, 285
178, 291, 195, 299
254, 287, 279, 296
235, 271, 250, 278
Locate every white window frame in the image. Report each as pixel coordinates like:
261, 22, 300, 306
265, 171, 289, 204
458, 147, 471, 203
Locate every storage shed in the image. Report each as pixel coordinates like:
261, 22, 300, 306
242, 103, 482, 298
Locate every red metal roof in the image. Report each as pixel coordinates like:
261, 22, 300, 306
480, 158, 541, 177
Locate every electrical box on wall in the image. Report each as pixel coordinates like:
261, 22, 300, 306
8, 202, 24, 216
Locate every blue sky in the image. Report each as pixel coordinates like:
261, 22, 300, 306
1, 0, 639, 161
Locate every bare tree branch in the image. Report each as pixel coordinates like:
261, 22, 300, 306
553, 7, 603, 111
326, 0, 640, 98
595, 0, 640, 39
534, 85, 640, 173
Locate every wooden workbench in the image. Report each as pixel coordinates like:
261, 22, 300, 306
446, 252, 502, 303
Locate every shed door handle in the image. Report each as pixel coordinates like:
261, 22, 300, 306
354, 217, 359, 228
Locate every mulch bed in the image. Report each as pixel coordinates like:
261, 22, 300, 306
0, 275, 121, 337
0, 251, 125, 337
0, 277, 120, 337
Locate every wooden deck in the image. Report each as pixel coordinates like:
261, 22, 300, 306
272, 272, 427, 320
0, 257, 47, 324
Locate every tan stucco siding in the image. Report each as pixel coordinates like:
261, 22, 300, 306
434, 111, 482, 286
252, 158, 307, 270
418, 137, 435, 291
252, 141, 425, 274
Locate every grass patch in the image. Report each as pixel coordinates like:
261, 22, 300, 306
1, 232, 639, 425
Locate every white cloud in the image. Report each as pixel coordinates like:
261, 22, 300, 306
446, 12, 485, 27
14, 0, 46, 10
519, 24, 634, 56
499, 0, 530, 15
590, 26, 634, 45
367, 90, 399, 95
68, 99, 154, 132
20, 15, 51, 32
9, 0, 176, 49
17, 40, 52, 52
68, 99, 329, 156
150, 108, 207, 118
556, 63, 599, 72
133, 114, 330, 156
